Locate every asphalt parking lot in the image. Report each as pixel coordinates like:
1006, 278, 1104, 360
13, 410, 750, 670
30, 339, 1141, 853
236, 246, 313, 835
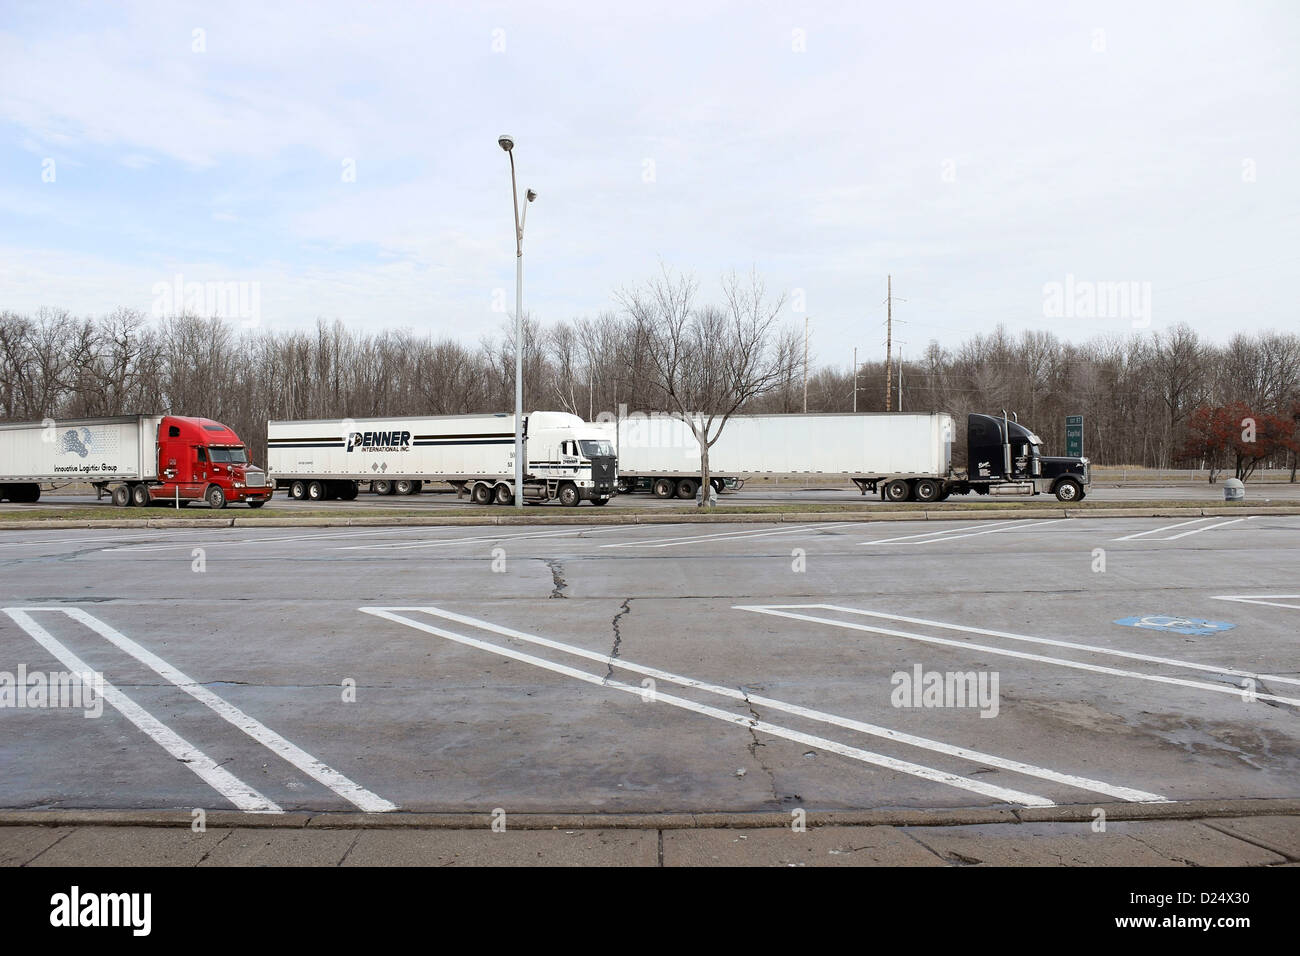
1, 513, 1297, 829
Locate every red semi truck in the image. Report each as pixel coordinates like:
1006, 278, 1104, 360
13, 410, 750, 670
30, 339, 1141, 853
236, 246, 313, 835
0, 414, 271, 509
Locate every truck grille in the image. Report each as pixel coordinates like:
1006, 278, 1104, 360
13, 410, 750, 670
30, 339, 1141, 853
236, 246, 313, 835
245, 472, 267, 488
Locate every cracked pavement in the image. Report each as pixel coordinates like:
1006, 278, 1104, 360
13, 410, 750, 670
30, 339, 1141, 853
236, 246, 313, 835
0, 516, 1297, 844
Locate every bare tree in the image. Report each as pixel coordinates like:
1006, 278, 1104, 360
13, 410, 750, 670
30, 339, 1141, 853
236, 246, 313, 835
619, 268, 797, 506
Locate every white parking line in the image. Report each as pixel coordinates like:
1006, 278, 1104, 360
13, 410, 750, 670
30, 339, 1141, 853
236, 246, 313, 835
1110, 516, 1254, 542
1162, 517, 1247, 540
1111, 517, 1214, 541
1212, 594, 1300, 611
102, 525, 442, 553
0, 529, 216, 550
600, 522, 857, 549
367, 606, 1165, 803
909, 519, 1048, 544
736, 604, 1300, 707
360, 606, 1056, 807
10, 607, 397, 813
765, 606, 1300, 688
3, 608, 280, 813
862, 520, 1031, 546
340, 525, 626, 551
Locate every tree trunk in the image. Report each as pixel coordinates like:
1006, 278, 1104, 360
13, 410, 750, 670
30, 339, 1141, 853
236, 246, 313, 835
699, 439, 713, 508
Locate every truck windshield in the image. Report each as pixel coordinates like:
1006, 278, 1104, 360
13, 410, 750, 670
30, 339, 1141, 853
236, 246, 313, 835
580, 440, 615, 458
209, 447, 249, 464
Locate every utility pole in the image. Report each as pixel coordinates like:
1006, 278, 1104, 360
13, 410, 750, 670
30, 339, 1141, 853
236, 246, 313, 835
884, 275, 893, 412
852, 346, 858, 413
803, 316, 810, 414
898, 349, 903, 412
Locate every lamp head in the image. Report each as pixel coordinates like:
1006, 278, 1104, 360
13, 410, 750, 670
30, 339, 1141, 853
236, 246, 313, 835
497, 134, 514, 151
525, 188, 537, 202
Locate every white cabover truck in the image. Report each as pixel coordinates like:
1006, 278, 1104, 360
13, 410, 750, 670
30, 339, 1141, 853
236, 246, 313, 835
607, 410, 1089, 503
266, 411, 617, 506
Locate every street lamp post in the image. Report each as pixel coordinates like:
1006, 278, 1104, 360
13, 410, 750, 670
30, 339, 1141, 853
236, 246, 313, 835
498, 134, 536, 510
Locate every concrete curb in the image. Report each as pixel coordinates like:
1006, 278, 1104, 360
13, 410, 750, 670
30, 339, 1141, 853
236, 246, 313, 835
2, 799, 1296, 831
0, 505, 1296, 532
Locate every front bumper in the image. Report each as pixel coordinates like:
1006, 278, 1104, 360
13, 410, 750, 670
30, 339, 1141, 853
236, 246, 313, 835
233, 486, 273, 502
581, 482, 615, 501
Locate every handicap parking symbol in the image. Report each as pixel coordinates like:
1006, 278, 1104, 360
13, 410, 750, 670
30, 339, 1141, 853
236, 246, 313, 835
1114, 615, 1236, 636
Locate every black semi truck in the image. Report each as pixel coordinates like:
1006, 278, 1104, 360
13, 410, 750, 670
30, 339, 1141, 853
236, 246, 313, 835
855, 411, 1091, 503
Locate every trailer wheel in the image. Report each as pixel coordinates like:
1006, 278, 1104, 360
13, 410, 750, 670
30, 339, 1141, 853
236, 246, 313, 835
652, 478, 674, 499
884, 479, 913, 503
675, 479, 698, 500
616, 478, 632, 494
558, 483, 580, 507
914, 479, 942, 503
494, 483, 515, 506
471, 483, 493, 505
6, 483, 40, 503
711, 478, 726, 494
373, 479, 393, 495
395, 479, 415, 495
206, 485, 227, 510
111, 485, 131, 507
131, 483, 151, 507
1054, 478, 1083, 502
290, 481, 306, 500
307, 481, 325, 501
338, 482, 359, 501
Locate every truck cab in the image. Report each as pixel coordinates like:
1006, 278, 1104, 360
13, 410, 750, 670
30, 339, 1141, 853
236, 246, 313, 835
151, 416, 271, 508
526, 412, 617, 505
967, 413, 1089, 501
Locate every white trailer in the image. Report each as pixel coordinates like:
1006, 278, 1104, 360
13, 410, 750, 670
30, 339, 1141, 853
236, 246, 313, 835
607, 411, 954, 500
608, 410, 1091, 502
0, 415, 162, 503
267, 411, 617, 506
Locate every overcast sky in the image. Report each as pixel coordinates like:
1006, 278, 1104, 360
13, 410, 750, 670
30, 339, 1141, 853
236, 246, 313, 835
2, 0, 1296, 369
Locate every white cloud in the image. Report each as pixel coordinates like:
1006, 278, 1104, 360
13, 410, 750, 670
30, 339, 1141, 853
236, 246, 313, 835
0, 0, 1296, 361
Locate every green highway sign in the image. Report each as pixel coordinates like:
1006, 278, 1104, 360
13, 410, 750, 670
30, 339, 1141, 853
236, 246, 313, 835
1066, 415, 1084, 457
